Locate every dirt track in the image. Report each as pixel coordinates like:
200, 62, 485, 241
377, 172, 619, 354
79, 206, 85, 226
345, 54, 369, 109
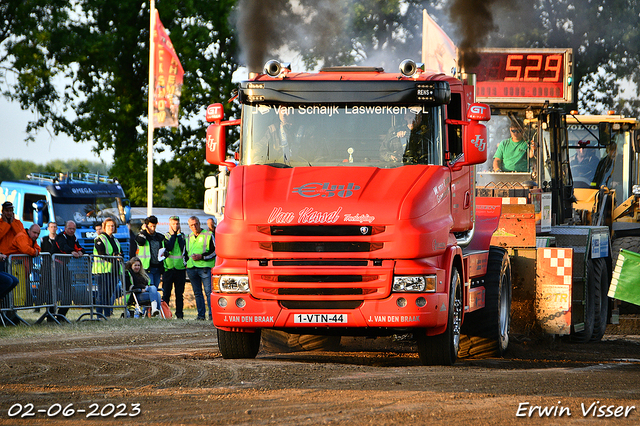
0, 322, 639, 425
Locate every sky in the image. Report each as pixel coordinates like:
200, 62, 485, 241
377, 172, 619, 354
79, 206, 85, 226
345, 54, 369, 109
0, 98, 115, 165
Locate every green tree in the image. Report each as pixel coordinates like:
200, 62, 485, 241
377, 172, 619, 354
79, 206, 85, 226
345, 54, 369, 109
1, 0, 238, 208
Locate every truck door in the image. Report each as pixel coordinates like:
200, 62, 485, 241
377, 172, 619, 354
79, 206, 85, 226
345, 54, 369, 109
448, 91, 473, 232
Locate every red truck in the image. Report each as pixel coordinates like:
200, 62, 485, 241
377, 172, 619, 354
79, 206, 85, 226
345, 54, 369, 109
205, 60, 510, 365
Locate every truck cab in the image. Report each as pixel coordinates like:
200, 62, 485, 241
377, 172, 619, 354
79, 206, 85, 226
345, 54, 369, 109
205, 60, 508, 365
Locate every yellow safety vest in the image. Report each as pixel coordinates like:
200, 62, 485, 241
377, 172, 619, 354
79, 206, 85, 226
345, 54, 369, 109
92, 234, 122, 274
186, 230, 216, 268
164, 232, 186, 270
136, 233, 165, 269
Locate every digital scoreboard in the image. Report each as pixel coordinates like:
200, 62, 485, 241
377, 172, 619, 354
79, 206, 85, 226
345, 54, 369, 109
467, 48, 573, 104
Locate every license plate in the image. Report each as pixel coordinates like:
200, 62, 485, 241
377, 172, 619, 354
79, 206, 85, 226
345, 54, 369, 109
294, 313, 347, 324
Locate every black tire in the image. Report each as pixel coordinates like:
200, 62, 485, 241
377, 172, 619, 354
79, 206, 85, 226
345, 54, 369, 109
217, 328, 261, 359
417, 267, 462, 366
460, 247, 512, 357
611, 236, 640, 314
571, 259, 596, 343
612, 236, 640, 266
591, 257, 610, 341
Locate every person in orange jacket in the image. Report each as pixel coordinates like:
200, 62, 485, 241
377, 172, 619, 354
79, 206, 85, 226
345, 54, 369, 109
0, 202, 25, 271
6, 224, 41, 257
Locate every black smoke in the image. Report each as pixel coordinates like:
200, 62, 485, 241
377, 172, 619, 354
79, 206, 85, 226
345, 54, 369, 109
449, 0, 516, 69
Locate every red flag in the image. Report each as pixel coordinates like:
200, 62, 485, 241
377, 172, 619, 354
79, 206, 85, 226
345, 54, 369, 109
153, 13, 184, 128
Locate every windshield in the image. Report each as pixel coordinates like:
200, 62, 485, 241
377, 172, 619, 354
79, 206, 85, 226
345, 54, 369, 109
241, 104, 443, 167
566, 123, 629, 194
52, 197, 125, 227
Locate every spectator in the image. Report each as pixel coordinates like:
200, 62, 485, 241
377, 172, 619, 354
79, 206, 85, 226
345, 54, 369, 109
0, 266, 19, 300
39, 221, 58, 321
128, 222, 137, 260
6, 224, 41, 257
0, 258, 19, 325
125, 256, 161, 317
5, 224, 41, 318
136, 215, 166, 287
40, 222, 58, 254
162, 215, 186, 319
207, 217, 217, 234
93, 221, 103, 237
93, 217, 123, 318
55, 221, 85, 258
55, 221, 87, 317
184, 216, 216, 321
0, 201, 24, 272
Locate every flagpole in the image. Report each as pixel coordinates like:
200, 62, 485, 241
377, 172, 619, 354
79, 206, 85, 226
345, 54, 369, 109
421, 9, 427, 66
147, 0, 155, 217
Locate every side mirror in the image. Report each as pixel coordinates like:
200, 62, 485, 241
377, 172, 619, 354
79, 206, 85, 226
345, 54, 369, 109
206, 123, 227, 165
32, 199, 47, 227
205, 103, 240, 168
123, 202, 131, 224
449, 103, 491, 170
598, 122, 612, 147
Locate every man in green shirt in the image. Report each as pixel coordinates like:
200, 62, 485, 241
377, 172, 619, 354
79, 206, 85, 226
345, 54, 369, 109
493, 125, 534, 172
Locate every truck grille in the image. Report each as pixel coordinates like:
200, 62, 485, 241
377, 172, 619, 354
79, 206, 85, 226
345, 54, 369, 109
273, 260, 369, 267
249, 259, 393, 301
259, 241, 383, 252
278, 288, 363, 296
258, 225, 385, 236
280, 300, 363, 310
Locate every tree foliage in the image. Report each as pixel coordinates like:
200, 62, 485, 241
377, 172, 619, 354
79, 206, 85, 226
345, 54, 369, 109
3, 0, 640, 210
1, 0, 238, 207
0, 159, 108, 183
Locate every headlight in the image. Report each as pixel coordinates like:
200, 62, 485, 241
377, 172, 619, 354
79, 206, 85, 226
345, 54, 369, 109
213, 275, 250, 293
392, 275, 437, 292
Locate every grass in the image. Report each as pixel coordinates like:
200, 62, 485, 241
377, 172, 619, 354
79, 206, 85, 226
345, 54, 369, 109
0, 308, 211, 340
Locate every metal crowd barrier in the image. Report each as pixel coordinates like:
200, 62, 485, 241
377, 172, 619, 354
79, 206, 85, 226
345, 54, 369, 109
55, 254, 126, 321
1, 254, 56, 325
89, 254, 126, 320
0, 253, 126, 325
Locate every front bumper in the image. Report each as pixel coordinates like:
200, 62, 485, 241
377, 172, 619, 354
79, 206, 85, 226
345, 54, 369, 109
211, 291, 449, 331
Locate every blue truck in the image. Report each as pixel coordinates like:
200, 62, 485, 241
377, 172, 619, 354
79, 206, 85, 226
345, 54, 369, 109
0, 172, 131, 258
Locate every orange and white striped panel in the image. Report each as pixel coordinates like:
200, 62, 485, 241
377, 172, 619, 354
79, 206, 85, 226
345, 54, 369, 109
502, 197, 527, 204
536, 247, 574, 335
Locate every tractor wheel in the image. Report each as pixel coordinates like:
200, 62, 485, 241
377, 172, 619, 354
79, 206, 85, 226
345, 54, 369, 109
571, 259, 596, 343
417, 266, 462, 366
460, 247, 512, 357
591, 258, 610, 341
217, 328, 261, 359
612, 236, 640, 265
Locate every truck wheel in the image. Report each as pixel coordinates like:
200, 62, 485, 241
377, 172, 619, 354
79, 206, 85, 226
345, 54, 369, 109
611, 236, 640, 314
217, 328, 261, 359
460, 247, 512, 357
591, 257, 610, 341
571, 259, 596, 343
416, 266, 462, 366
